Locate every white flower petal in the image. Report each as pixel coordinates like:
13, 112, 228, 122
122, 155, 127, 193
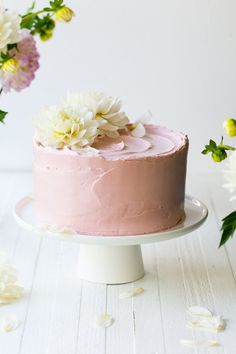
180, 339, 198, 347
137, 110, 152, 124
131, 123, 146, 138
207, 340, 221, 347
0, 259, 24, 304
103, 130, 120, 138
180, 339, 221, 348
187, 315, 226, 332
100, 123, 119, 132
94, 313, 114, 328
39, 224, 76, 236
0, 9, 22, 54
119, 287, 145, 299
1, 315, 20, 332
211, 316, 227, 332
188, 306, 213, 318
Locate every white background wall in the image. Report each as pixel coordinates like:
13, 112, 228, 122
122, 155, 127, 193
1, 0, 236, 174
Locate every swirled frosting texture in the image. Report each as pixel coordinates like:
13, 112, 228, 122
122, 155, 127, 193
92, 125, 183, 159
33, 125, 188, 235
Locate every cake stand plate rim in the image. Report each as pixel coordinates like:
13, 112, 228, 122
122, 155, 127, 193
13, 195, 208, 246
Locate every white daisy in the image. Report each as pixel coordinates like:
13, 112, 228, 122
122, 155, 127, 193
0, 3, 22, 54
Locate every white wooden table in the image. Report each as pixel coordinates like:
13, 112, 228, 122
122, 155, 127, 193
0, 171, 235, 354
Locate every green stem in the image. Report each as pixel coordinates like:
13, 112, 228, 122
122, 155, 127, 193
22, 8, 53, 19
20, 8, 54, 29
219, 144, 235, 151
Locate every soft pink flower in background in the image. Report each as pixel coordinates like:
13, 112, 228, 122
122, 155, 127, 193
0, 30, 40, 93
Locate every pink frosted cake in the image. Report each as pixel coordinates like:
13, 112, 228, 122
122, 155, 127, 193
33, 92, 188, 236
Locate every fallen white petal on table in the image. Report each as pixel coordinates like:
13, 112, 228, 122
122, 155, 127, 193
188, 306, 213, 318
188, 315, 227, 332
94, 313, 114, 328
0, 257, 24, 304
207, 340, 221, 347
180, 339, 198, 347
180, 339, 221, 348
1, 314, 20, 333
39, 224, 76, 236
119, 287, 145, 299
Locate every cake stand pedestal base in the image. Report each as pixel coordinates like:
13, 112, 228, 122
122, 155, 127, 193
14, 195, 208, 285
78, 244, 144, 284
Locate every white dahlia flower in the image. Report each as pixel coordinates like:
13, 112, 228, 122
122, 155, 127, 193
66, 91, 129, 138
36, 104, 99, 150
0, 4, 22, 54
223, 150, 236, 201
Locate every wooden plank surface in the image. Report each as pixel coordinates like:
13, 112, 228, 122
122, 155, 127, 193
0, 172, 235, 354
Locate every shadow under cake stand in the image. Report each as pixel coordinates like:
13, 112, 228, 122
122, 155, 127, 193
14, 195, 208, 284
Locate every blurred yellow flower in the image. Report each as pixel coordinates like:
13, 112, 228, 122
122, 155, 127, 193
223, 118, 236, 137
55, 6, 74, 23
1, 58, 19, 74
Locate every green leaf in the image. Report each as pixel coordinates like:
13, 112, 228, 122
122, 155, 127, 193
21, 13, 37, 29
222, 211, 236, 221
209, 139, 217, 147
0, 52, 9, 61
7, 43, 17, 51
32, 14, 56, 37
0, 110, 7, 123
55, 0, 64, 5
202, 138, 233, 163
201, 149, 209, 155
219, 226, 234, 247
27, 1, 36, 14
219, 211, 236, 247
49, 0, 64, 11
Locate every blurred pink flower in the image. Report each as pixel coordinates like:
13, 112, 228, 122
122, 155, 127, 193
0, 30, 40, 93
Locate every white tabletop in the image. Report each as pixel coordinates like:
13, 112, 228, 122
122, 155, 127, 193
0, 171, 235, 354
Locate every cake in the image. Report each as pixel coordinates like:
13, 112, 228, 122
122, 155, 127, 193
33, 92, 188, 236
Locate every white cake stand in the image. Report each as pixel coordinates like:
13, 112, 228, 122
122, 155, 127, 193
13, 195, 208, 284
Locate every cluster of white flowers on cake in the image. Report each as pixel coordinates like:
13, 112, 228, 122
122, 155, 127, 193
35, 92, 147, 150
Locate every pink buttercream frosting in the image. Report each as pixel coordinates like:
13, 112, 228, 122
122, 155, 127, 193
91, 125, 183, 159
33, 124, 188, 236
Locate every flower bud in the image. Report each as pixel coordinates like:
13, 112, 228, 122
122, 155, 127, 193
40, 30, 53, 42
1, 58, 19, 74
212, 149, 227, 162
223, 118, 236, 137
55, 6, 74, 22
